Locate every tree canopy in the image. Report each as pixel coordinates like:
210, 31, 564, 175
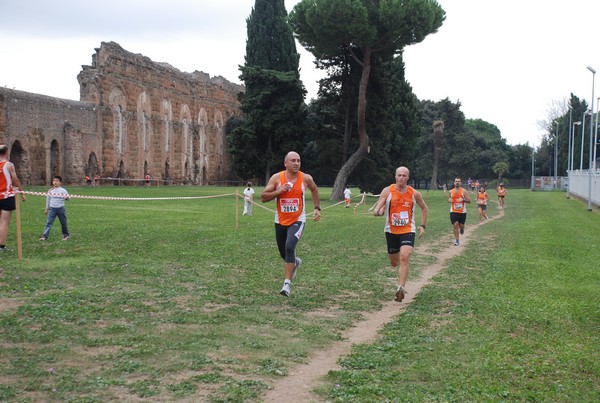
227, 0, 306, 183
289, 0, 445, 199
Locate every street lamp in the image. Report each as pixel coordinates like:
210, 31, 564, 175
572, 121, 581, 171
595, 96, 600, 170
581, 110, 591, 170
568, 121, 582, 199
554, 120, 559, 189
531, 147, 535, 191
587, 65, 595, 211
568, 107, 573, 172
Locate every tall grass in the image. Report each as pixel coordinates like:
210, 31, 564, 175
0, 186, 598, 401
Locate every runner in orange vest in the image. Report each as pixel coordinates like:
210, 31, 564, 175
373, 166, 428, 302
261, 151, 321, 297
496, 183, 507, 208
0, 144, 26, 252
476, 185, 490, 224
448, 177, 471, 246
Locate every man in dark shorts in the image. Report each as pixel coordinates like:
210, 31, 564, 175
261, 151, 321, 297
448, 177, 470, 246
373, 166, 428, 302
0, 144, 26, 252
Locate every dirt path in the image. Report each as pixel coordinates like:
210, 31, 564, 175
264, 208, 504, 402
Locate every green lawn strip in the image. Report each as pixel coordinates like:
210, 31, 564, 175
3, 187, 596, 401
1, 185, 421, 401
323, 190, 600, 401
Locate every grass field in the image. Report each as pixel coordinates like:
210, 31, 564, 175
0, 185, 598, 401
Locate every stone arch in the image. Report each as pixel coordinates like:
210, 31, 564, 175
137, 91, 152, 154
50, 140, 60, 182
10, 140, 29, 186
109, 87, 127, 156
214, 110, 225, 181
86, 152, 99, 177
179, 104, 192, 183
161, 99, 173, 154
164, 158, 170, 183
116, 160, 126, 178
198, 108, 208, 185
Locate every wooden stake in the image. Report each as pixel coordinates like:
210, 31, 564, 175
15, 196, 23, 261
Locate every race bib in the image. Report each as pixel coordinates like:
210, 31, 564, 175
280, 198, 299, 213
453, 203, 463, 210
391, 211, 409, 227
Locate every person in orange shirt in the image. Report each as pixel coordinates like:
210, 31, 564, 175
373, 166, 428, 302
476, 185, 491, 224
261, 151, 321, 297
496, 183, 507, 208
0, 144, 26, 252
448, 177, 471, 246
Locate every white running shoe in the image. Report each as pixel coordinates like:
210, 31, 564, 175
292, 257, 302, 280
280, 283, 291, 297
453, 240, 460, 246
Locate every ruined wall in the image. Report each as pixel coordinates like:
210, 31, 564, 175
0, 89, 98, 185
0, 41, 243, 186
78, 41, 243, 184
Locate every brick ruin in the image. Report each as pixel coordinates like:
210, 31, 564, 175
0, 41, 244, 186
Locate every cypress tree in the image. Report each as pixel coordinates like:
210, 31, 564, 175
227, 0, 307, 183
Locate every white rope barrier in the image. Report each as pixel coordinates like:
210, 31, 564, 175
15, 190, 236, 201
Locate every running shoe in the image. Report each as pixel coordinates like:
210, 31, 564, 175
280, 283, 291, 297
453, 240, 460, 246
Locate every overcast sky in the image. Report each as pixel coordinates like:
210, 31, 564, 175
1, 0, 599, 148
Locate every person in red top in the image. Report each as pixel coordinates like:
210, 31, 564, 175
0, 144, 26, 252
262, 151, 321, 297
476, 185, 491, 224
448, 177, 471, 246
373, 166, 428, 302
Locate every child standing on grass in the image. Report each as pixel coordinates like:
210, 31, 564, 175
40, 175, 70, 241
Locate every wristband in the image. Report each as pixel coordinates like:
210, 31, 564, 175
419, 224, 426, 229
314, 206, 321, 211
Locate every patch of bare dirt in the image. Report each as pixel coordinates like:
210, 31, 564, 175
263, 208, 504, 402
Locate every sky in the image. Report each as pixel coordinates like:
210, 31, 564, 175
1, 0, 600, 148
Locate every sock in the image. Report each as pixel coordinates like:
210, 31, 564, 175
284, 280, 291, 285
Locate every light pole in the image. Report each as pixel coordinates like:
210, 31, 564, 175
568, 121, 581, 199
531, 147, 535, 191
554, 120, 559, 189
587, 66, 595, 211
595, 96, 600, 170
581, 110, 590, 170
572, 121, 581, 171
568, 107, 573, 172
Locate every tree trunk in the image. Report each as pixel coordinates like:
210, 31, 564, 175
331, 48, 372, 200
431, 120, 444, 189
264, 133, 272, 184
